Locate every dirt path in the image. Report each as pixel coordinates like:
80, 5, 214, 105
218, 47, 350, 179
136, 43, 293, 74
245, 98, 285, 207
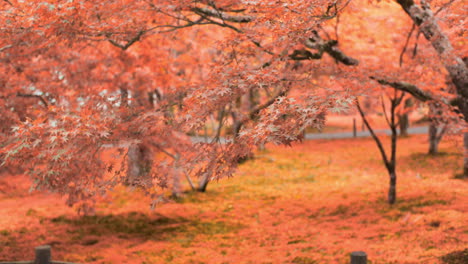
304, 126, 428, 140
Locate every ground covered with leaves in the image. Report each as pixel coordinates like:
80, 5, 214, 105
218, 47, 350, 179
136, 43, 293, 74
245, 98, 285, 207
0, 135, 466, 264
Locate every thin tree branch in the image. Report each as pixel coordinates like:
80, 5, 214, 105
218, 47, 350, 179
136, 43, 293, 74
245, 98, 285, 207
381, 95, 392, 127
0, 44, 13, 52
107, 31, 145, 50
369, 76, 433, 102
400, 23, 416, 66
356, 99, 391, 169
390, 89, 398, 167
183, 170, 196, 191
434, 0, 457, 16
436, 123, 448, 142
191, 7, 254, 23
212, 107, 226, 143
16, 93, 49, 107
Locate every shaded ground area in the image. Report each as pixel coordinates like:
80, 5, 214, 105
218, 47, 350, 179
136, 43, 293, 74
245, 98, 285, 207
0, 135, 467, 263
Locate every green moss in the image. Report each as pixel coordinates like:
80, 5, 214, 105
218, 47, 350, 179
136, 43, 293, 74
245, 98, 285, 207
397, 198, 448, 212
287, 239, 306, 245
50, 211, 243, 244
291, 256, 318, 264
330, 204, 349, 216
377, 197, 449, 216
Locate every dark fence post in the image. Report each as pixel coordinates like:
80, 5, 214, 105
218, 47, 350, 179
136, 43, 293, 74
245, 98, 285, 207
350, 251, 367, 264
353, 118, 357, 138
35, 245, 51, 264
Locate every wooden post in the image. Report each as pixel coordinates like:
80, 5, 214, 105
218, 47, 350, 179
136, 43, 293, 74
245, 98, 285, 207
353, 118, 357, 138
350, 251, 367, 264
35, 245, 51, 264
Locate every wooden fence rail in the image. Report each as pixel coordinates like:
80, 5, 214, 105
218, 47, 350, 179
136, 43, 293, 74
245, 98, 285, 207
0, 245, 368, 264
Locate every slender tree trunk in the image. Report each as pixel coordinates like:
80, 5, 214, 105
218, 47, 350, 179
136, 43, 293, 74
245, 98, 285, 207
171, 168, 182, 198
126, 143, 152, 186
357, 91, 403, 204
197, 173, 210, 192
388, 170, 397, 205
399, 98, 412, 137
464, 132, 468, 178
399, 113, 409, 137
428, 123, 439, 155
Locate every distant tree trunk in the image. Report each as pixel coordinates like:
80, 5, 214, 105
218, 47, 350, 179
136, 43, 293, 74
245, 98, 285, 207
399, 114, 409, 137
197, 173, 210, 192
427, 102, 449, 155
399, 97, 413, 137
428, 123, 439, 155
388, 170, 397, 204
171, 166, 182, 198
357, 89, 404, 204
126, 143, 152, 186
464, 132, 468, 177
398, 97, 413, 137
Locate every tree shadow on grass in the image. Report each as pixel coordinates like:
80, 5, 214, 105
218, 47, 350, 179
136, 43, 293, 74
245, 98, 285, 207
49, 211, 243, 241
0, 211, 244, 261
440, 248, 468, 264
398, 151, 461, 175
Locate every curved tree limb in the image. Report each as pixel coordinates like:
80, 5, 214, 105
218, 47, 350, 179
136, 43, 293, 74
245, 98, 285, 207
369, 76, 434, 102
396, 0, 468, 100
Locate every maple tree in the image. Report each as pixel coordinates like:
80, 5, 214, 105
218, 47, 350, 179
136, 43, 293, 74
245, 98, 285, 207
0, 0, 349, 210
0, 0, 466, 209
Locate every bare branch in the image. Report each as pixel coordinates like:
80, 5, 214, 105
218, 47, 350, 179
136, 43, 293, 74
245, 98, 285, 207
212, 107, 225, 143
0, 44, 13, 52
400, 23, 416, 66
303, 31, 359, 65
16, 93, 49, 107
183, 170, 196, 191
434, 0, 457, 16
234, 88, 290, 136
191, 7, 254, 23
381, 95, 392, 127
108, 31, 145, 50
356, 99, 391, 168
369, 76, 433, 102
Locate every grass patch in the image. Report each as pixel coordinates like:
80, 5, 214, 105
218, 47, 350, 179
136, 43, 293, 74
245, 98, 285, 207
377, 196, 449, 215
440, 248, 468, 264
397, 198, 448, 212
50, 211, 243, 242
287, 239, 307, 245
291, 256, 318, 264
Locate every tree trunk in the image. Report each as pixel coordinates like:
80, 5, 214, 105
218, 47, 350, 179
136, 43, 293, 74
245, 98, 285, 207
399, 98, 413, 137
388, 170, 397, 205
396, 0, 467, 177
396, 0, 467, 98
126, 143, 152, 186
464, 132, 468, 178
171, 169, 182, 198
428, 123, 439, 155
197, 173, 210, 192
399, 113, 409, 137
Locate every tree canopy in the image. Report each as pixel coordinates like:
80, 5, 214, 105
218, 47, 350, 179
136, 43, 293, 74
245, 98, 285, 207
1, 0, 466, 208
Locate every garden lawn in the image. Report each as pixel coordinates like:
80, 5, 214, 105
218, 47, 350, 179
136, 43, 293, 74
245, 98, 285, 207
0, 135, 467, 264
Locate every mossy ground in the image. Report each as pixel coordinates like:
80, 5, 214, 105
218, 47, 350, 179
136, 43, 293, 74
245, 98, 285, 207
0, 135, 466, 263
